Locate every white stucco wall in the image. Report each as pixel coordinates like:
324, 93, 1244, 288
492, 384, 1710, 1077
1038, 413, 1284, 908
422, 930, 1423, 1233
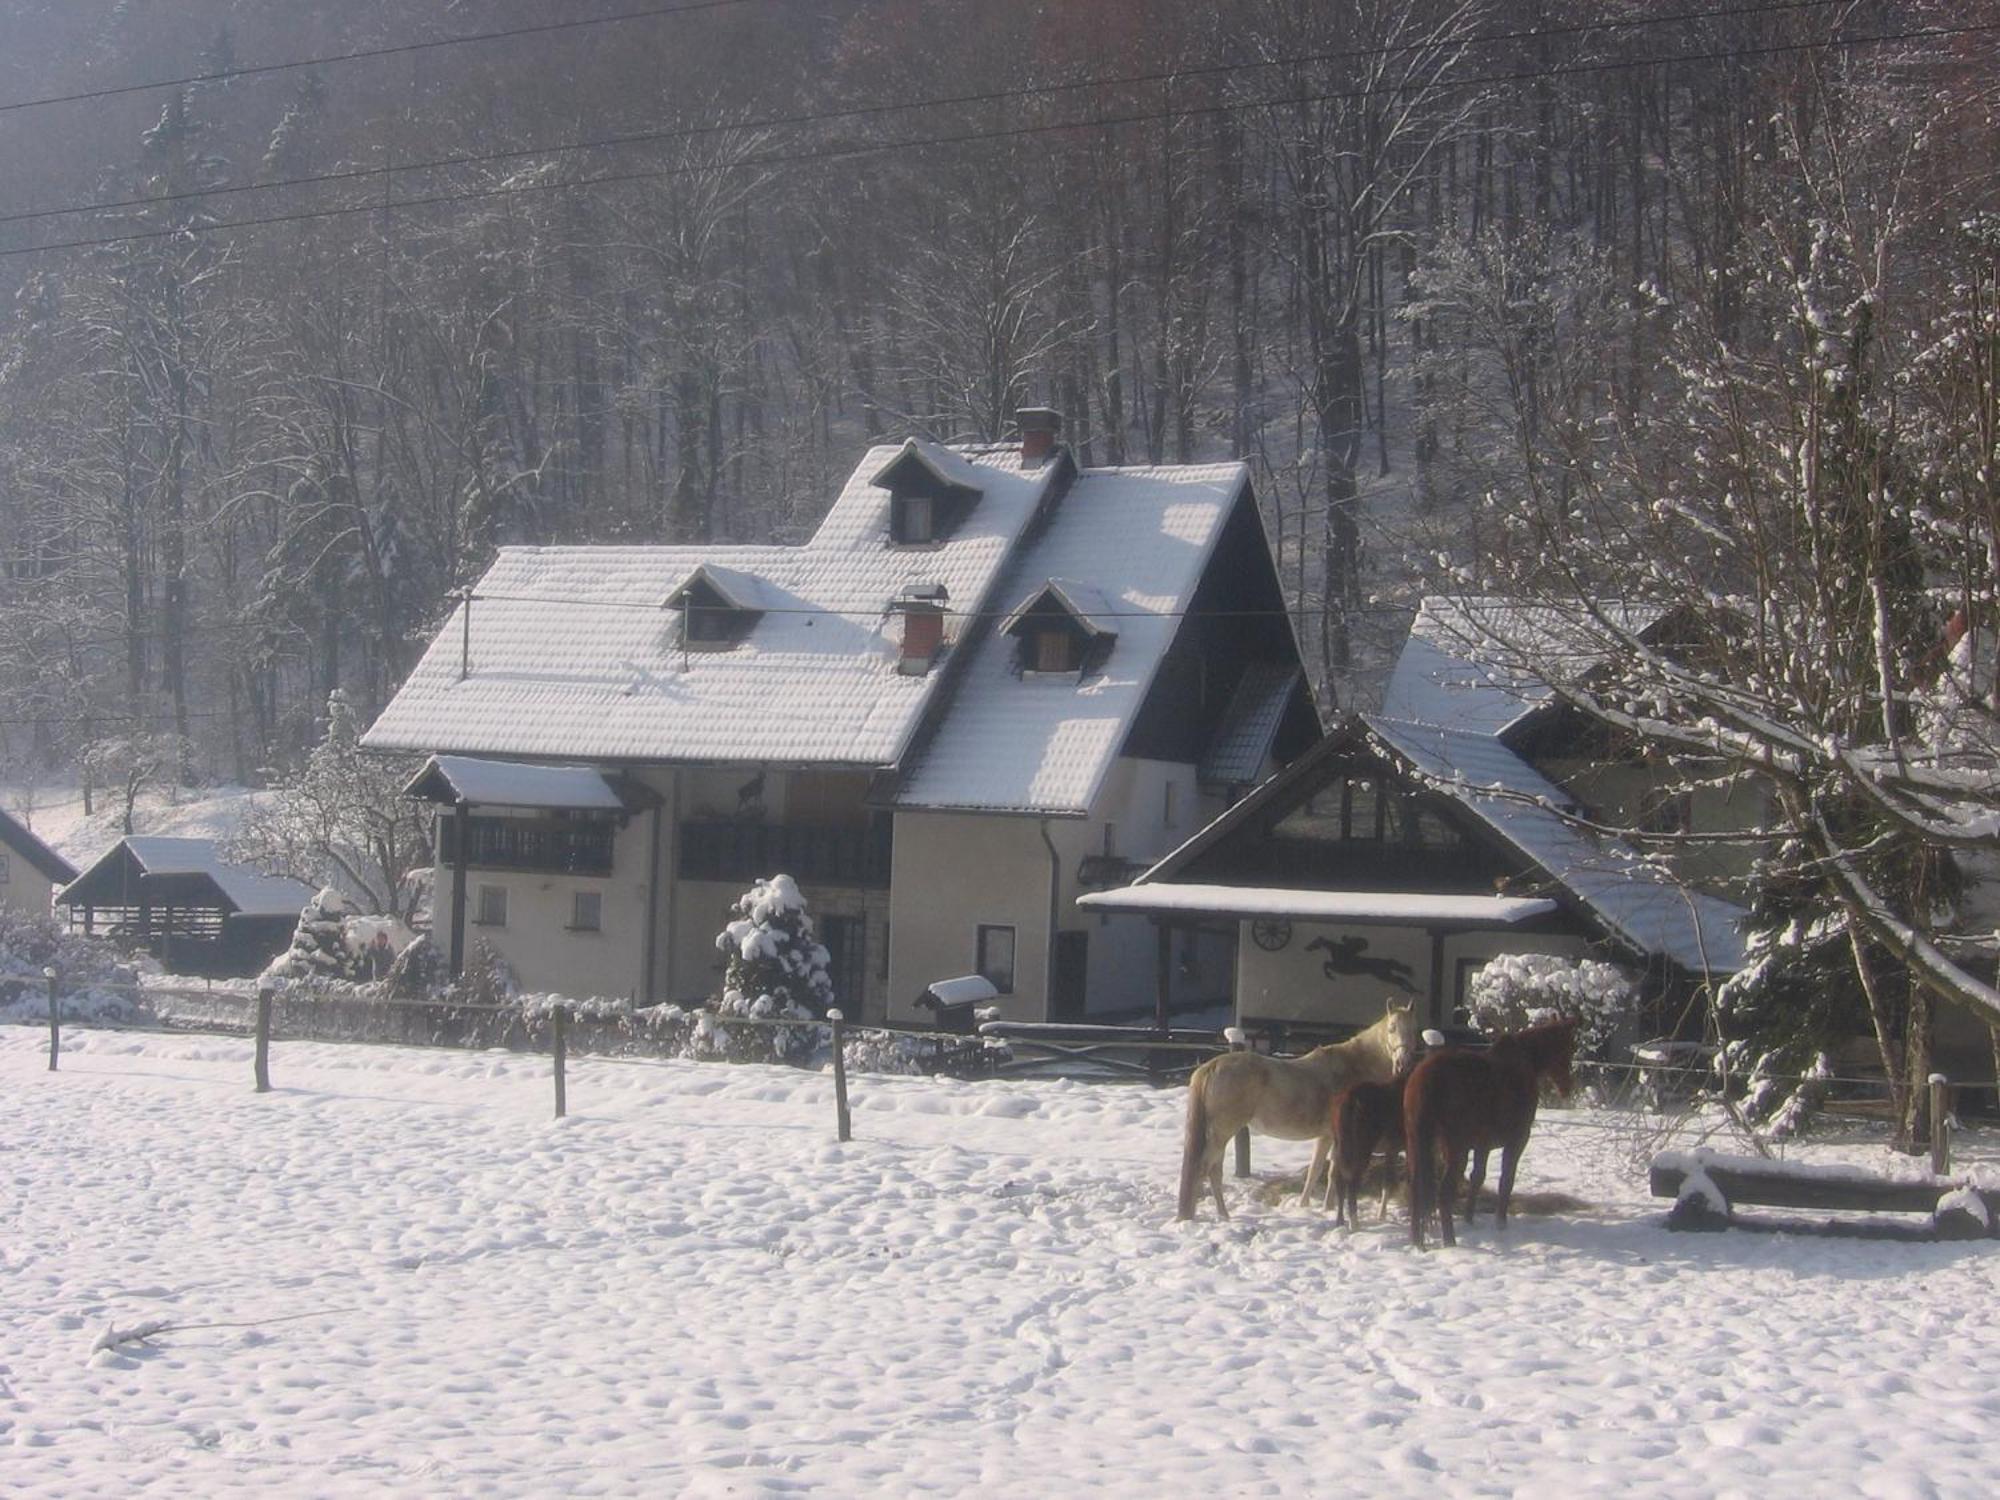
0, 845, 57, 919
1236, 920, 1592, 1030
888, 757, 1218, 1025
436, 804, 658, 1003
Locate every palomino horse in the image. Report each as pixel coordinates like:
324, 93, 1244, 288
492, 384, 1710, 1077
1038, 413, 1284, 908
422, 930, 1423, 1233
1323, 1072, 1410, 1226
1177, 1000, 1417, 1220
1403, 1017, 1579, 1248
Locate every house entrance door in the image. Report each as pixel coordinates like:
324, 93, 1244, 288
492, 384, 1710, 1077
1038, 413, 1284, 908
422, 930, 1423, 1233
1052, 930, 1089, 1020
821, 915, 867, 1019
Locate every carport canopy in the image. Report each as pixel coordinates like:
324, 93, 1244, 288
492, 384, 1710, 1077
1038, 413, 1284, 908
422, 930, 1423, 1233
1076, 884, 1557, 927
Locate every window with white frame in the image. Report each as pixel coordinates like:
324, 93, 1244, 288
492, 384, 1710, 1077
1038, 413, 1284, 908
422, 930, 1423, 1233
475, 884, 508, 927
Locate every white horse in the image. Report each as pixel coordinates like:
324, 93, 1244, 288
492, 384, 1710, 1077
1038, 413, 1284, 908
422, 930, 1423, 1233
1177, 1000, 1418, 1220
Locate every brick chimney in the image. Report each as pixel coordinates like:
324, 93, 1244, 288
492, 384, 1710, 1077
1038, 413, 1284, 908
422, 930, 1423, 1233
1017, 407, 1062, 466
893, 584, 949, 675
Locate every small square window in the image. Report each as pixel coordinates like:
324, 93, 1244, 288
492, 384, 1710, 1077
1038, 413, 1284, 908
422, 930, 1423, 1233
0, 849, 10, 884
571, 890, 602, 932
1163, 779, 1179, 829
475, 884, 508, 927
977, 924, 1016, 995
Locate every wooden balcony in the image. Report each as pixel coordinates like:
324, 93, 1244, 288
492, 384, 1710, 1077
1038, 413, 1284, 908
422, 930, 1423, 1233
678, 818, 892, 889
439, 815, 616, 877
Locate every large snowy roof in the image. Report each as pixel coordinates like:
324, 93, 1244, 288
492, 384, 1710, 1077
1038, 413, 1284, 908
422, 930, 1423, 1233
60, 837, 313, 919
1381, 597, 1663, 733
364, 447, 1060, 765
1365, 716, 1746, 975
894, 463, 1252, 815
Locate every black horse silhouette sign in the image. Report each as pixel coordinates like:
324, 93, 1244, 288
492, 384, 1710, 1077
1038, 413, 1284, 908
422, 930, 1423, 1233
1306, 934, 1416, 993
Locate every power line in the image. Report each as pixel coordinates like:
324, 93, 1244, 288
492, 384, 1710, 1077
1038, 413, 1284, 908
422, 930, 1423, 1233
0, 0, 1856, 233
0, 0, 778, 117
4, 17, 1989, 263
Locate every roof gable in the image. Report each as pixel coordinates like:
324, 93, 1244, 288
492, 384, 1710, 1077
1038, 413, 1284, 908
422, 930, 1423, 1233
894, 463, 1257, 815
1001, 578, 1121, 641
0, 807, 77, 884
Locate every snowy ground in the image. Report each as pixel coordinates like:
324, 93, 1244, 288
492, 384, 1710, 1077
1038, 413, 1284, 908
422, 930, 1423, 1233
5, 1028, 1997, 1498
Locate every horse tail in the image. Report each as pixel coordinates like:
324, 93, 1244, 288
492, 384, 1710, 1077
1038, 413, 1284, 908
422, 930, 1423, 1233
1405, 1070, 1434, 1248
1178, 1070, 1211, 1221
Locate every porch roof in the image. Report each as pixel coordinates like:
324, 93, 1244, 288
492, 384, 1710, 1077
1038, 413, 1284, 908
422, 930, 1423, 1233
404, 755, 631, 811
1076, 883, 1559, 927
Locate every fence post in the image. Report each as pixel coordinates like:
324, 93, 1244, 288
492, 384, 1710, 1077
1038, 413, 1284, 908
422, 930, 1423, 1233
828, 1009, 852, 1143
1226, 1026, 1250, 1178
44, 966, 59, 1072
254, 986, 273, 1093
553, 1005, 568, 1120
1929, 1073, 1950, 1176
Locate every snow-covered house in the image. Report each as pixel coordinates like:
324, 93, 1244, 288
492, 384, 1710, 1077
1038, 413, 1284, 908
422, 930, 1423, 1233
363, 415, 1318, 1022
0, 808, 76, 920
1081, 600, 1752, 1039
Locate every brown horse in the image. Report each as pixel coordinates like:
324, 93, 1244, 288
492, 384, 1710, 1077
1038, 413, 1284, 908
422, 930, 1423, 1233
1323, 1072, 1410, 1226
1403, 1018, 1579, 1248
1177, 1000, 1417, 1221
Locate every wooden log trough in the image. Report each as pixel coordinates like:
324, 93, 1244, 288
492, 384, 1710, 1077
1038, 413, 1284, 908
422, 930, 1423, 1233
1651, 1149, 2000, 1242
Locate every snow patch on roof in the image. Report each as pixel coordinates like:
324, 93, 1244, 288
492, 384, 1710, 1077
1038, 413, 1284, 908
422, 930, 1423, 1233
412, 757, 626, 811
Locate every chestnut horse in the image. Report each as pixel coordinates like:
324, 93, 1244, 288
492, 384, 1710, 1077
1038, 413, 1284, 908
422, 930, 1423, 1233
1177, 1000, 1416, 1220
1403, 1018, 1579, 1248
1323, 1072, 1410, 1226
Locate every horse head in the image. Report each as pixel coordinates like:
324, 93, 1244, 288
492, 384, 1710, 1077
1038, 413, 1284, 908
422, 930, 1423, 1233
1383, 999, 1419, 1074
1543, 1016, 1582, 1098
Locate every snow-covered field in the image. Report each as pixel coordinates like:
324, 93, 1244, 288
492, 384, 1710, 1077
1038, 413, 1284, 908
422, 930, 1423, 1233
5, 1028, 1996, 1497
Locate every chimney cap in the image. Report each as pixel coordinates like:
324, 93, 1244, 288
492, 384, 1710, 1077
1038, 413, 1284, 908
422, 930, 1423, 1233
1016, 406, 1062, 432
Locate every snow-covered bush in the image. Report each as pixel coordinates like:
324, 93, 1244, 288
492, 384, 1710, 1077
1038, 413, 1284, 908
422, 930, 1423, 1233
0, 910, 144, 1025
707, 874, 834, 1063
1464, 952, 1640, 1060
264, 887, 416, 984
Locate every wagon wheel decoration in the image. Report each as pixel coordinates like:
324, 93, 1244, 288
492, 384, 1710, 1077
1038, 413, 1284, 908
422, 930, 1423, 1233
1250, 917, 1292, 952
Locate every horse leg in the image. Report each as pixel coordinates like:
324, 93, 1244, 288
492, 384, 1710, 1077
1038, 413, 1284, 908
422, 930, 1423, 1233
1378, 1142, 1398, 1223
1301, 1135, 1330, 1208
1495, 1142, 1522, 1229
1464, 1148, 1490, 1227
1208, 1155, 1230, 1221
1437, 1149, 1462, 1247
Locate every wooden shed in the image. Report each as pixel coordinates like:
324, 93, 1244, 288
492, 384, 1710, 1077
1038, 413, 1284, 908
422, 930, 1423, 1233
57, 837, 312, 977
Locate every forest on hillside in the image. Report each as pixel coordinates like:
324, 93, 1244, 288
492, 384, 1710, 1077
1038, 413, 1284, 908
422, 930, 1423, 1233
0, 0, 1992, 784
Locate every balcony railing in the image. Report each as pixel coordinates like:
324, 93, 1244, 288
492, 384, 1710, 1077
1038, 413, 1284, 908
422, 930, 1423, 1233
439, 815, 616, 877
679, 818, 891, 889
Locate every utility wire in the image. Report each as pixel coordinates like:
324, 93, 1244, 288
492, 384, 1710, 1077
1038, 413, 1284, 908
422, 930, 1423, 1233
0, 0, 778, 116
0, 0, 1858, 232
3, 19, 1990, 262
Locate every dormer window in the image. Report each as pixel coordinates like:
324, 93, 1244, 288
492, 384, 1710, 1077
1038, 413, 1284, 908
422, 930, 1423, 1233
872, 438, 984, 547
1032, 629, 1079, 674
892, 494, 935, 544
1002, 578, 1119, 679
661, 564, 770, 651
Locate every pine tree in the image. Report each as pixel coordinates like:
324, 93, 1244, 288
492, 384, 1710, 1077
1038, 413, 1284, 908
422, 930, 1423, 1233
713, 874, 835, 1020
